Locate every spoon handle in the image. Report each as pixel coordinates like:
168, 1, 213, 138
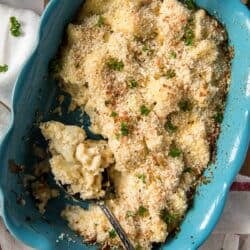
97, 202, 135, 250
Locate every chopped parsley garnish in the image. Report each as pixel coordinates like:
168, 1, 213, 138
0, 64, 8, 73
142, 45, 149, 52
120, 122, 129, 136
137, 206, 149, 217
10, 16, 21, 37
111, 111, 118, 117
165, 69, 176, 79
214, 112, 223, 124
135, 244, 143, 250
183, 167, 193, 173
126, 211, 134, 218
164, 119, 177, 133
128, 79, 138, 88
142, 45, 148, 52
184, 28, 194, 45
213, 105, 224, 124
109, 229, 117, 238
97, 15, 105, 27
169, 51, 177, 59
105, 100, 111, 106
140, 105, 150, 116
169, 146, 182, 157
184, 0, 197, 10
142, 44, 154, 55
178, 98, 192, 112
183, 19, 194, 46
106, 58, 124, 71
137, 174, 146, 184
160, 209, 178, 225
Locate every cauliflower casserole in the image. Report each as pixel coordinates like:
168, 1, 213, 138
38, 0, 232, 249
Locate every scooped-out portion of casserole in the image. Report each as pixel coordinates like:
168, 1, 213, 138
40, 0, 232, 249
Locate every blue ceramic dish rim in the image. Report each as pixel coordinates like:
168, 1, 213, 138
0, 1, 62, 249
0, 0, 249, 249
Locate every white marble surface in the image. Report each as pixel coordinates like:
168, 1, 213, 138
214, 192, 250, 234
0, 219, 32, 250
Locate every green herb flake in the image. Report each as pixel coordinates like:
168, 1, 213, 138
160, 209, 178, 225
0, 64, 8, 73
128, 79, 138, 89
135, 244, 143, 250
97, 15, 105, 27
109, 229, 117, 238
164, 119, 177, 133
137, 174, 146, 184
178, 98, 192, 112
169, 51, 177, 59
183, 167, 193, 173
142, 44, 154, 55
104, 100, 111, 106
137, 206, 149, 217
140, 105, 150, 116
184, 0, 197, 10
142, 45, 149, 52
214, 112, 223, 124
126, 211, 134, 218
120, 122, 129, 136
10, 16, 21, 37
183, 19, 195, 46
106, 58, 124, 71
111, 111, 118, 118
165, 69, 176, 79
184, 28, 194, 45
169, 146, 182, 158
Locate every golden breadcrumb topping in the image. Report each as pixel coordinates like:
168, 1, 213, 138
41, 0, 231, 249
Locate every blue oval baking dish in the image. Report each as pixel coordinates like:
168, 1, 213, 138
0, 0, 250, 249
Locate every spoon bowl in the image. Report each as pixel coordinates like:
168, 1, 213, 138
57, 181, 135, 250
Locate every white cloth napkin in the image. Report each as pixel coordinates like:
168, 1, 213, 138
0, 0, 43, 15
0, 3, 40, 107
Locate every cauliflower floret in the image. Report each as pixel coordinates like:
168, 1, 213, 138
40, 121, 114, 199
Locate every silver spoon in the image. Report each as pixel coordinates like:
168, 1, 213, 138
57, 182, 135, 250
